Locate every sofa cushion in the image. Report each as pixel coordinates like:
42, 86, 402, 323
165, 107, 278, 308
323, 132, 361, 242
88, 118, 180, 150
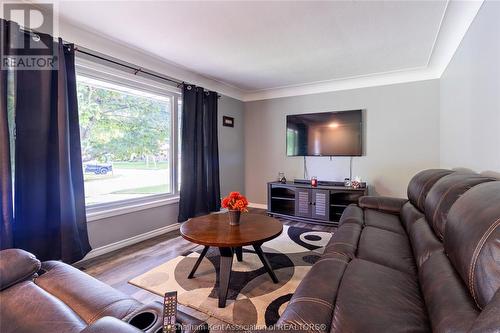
0, 249, 41, 291
407, 169, 454, 212
0, 281, 86, 333
424, 173, 494, 240
400, 201, 425, 232
324, 223, 361, 259
419, 252, 479, 333
338, 204, 363, 227
357, 226, 416, 275
408, 218, 443, 268
277, 253, 348, 333
364, 209, 406, 235
445, 181, 500, 309
35, 261, 141, 324
331, 259, 430, 333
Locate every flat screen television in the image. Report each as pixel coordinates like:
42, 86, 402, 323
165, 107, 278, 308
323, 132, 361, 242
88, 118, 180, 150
286, 110, 363, 156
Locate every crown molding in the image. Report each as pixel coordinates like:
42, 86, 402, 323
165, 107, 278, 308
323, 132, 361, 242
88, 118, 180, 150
241, 67, 439, 102
426, 0, 484, 76
242, 0, 484, 102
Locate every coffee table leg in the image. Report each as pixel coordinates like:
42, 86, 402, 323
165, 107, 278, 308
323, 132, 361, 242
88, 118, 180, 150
218, 247, 233, 308
253, 244, 279, 283
234, 247, 243, 262
188, 246, 209, 279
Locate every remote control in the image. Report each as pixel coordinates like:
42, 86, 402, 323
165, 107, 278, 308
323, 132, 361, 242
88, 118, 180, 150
163, 291, 178, 333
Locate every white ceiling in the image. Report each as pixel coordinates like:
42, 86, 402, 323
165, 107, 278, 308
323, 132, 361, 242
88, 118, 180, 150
43, 1, 484, 100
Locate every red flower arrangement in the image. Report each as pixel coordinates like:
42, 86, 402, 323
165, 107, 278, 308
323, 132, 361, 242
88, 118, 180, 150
221, 192, 249, 212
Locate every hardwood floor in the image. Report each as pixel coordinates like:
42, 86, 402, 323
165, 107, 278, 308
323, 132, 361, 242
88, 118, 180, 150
77, 208, 335, 326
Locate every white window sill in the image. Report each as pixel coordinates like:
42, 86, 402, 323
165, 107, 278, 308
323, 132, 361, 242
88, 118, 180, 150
86, 196, 180, 222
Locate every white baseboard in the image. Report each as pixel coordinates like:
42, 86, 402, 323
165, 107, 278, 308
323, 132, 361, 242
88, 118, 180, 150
78, 223, 180, 263
249, 202, 268, 210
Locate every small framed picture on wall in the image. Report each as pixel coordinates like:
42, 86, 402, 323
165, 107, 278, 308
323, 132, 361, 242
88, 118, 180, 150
223, 116, 234, 127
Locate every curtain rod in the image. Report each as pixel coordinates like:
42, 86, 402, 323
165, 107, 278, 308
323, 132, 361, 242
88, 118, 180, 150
13, 26, 180, 87
74, 46, 221, 98
74, 46, 183, 87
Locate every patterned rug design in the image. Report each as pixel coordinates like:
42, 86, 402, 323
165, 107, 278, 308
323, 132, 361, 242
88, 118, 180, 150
129, 225, 332, 327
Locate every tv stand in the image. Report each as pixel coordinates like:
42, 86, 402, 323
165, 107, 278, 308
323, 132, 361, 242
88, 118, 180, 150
267, 181, 367, 226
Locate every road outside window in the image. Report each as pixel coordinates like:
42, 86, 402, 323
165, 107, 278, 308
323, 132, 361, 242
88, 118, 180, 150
77, 75, 176, 206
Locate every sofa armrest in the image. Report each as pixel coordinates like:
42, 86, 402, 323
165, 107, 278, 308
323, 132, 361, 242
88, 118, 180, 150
80, 317, 143, 333
338, 204, 364, 227
358, 196, 408, 215
277, 254, 348, 331
0, 248, 41, 290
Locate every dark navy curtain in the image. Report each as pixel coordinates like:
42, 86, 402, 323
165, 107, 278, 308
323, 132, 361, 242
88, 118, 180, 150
178, 84, 221, 222
1, 19, 91, 262
0, 21, 13, 250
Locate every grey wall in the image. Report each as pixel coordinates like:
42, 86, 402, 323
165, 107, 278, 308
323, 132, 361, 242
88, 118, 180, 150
218, 96, 245, 196
244, 80, 440, 204
440, 1, 500, 173
87, 203, 179, 249
87, 95, 245, 250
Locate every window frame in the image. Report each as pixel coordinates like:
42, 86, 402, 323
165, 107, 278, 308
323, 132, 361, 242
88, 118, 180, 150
75, 58, 182, 220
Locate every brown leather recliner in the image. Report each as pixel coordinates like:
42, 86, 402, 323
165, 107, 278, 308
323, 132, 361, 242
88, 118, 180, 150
0, 249, 209, 333
273, 169, 500, 333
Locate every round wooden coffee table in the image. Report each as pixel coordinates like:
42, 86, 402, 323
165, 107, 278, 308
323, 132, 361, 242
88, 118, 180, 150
180, 213, 283, 308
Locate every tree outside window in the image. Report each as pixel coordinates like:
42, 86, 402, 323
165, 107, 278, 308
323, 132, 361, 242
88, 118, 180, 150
77, 75, 179, 205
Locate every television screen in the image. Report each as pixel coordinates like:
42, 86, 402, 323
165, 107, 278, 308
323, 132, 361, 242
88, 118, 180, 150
286, 110, 363, 156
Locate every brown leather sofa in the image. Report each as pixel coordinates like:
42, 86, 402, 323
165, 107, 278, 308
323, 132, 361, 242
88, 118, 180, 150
273, 169, 500, 333
0, 249, 208, 333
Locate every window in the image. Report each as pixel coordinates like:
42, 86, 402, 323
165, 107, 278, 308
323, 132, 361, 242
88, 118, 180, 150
76, 63, 181, 208
7, 70, 15, 172
177, 99, 182, 191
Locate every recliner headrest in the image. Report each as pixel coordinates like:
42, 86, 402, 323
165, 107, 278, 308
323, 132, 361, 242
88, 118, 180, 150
424, 173, 495, 240
407, 169, 454, 212
445, 181, 500, 309
0, 249, 41, 290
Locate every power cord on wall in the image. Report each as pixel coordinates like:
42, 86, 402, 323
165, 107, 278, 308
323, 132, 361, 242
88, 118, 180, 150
303, 156, 308, 179
349, 157, 353, 181
305, 156, 353, 181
